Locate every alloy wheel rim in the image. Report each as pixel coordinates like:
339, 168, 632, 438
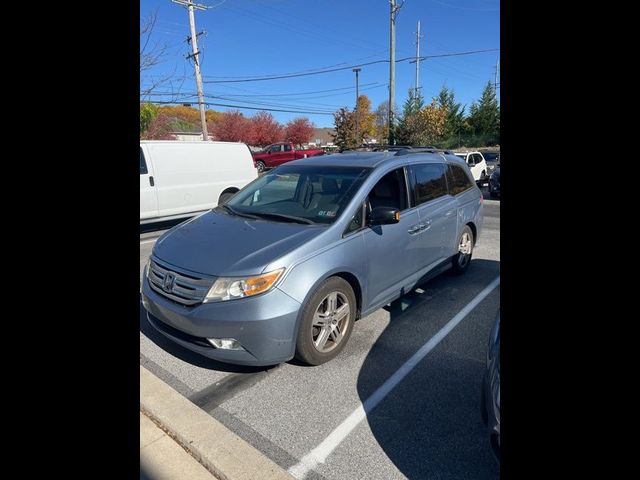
312, 292, 350, 353
458, 232, 472, 267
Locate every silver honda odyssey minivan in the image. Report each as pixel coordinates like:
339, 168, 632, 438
141, 150, 483, 366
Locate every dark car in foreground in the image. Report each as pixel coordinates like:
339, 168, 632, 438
482, 309, 500, 461
489, 167, 500, 198
141, 151, 484, 366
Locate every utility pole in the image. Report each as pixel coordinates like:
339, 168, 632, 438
388, 0, 403, 145
173, 0, 210, 141
415, 20, 422, 101
494, 57, 500, 91
352, 67, 361, 146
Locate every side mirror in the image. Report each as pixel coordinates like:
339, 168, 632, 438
369, 206, 400, 226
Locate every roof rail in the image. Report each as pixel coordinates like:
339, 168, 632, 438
394, 147, 454, 156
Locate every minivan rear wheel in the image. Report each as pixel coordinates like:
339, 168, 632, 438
295, 277, 356, 366
451, 225, 474, 274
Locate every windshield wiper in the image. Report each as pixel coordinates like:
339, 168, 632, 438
247, 212, 316, 225
219, 204, 261, 220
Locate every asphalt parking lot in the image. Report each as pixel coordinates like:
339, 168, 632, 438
139, 190, 500, 480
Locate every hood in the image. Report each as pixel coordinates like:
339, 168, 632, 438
153, 210, 324, 276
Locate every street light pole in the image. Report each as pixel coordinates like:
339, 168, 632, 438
352, 67, 361, 146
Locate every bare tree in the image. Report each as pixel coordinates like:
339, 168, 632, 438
140, 10, 182, 100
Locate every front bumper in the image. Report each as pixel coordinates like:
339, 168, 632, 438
141, 274, 302, 366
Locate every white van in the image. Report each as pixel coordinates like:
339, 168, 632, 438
140, 141, 258, 224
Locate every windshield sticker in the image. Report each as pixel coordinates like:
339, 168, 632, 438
318, 210, 337, 218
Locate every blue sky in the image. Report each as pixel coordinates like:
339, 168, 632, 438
140, 0, 499, 128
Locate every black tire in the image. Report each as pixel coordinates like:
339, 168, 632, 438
477, 171, 487, 187
489, 191, 498, 199
295, 277, 356, 366
451, 225, 474, 275
218, 191, 235, 204
256, 160, 266, 173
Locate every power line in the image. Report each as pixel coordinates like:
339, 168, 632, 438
148, 100, 336, 116
212, 82, 380, 97
140, 82, 387, 108
220, 2, 389, 55
202, 48, 499, 84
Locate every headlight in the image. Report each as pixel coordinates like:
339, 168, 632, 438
203, 268, 285, 303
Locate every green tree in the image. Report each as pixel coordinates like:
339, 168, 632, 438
468, 82, 500, 143
436, 85, 465, 139
401, 100, 447, 146
396, 89, 425, 144
374, 101, 389, 144
140, 102, 158, 135
331, 107, 357, 151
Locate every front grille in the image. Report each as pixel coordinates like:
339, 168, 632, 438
148, 257, 214, 306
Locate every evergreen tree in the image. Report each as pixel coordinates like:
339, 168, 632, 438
468, 82, 500, 141
332, 107, 357, 151
396, 89, 425, 145
374, 101, 389, 144
436, 85, 465, 139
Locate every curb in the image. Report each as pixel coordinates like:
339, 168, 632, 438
140, 366, 294, 480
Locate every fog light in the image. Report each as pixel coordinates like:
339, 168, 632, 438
207, 338, 244, 350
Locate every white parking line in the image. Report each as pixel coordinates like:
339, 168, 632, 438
288, 276, 500, 479
140, 239, 158, 245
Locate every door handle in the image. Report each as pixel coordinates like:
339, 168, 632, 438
408, 225, 421, 234
445, 210, 455, 217
419, 221, 431, 231
149, 176, 154, 187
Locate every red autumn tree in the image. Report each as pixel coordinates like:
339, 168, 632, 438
247, 111, 283, 146
284, 117, 315, 147
141, 113, 176, 140
210, 110, 250, 142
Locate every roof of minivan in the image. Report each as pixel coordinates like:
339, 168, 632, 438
288, 151, 466, 169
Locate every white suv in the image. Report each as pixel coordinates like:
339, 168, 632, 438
453, 151, 489, 186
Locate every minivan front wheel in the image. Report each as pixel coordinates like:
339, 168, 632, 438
452, 225, 474, 274
295, 277, 356, 366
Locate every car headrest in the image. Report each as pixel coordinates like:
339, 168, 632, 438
322, 178, 339, 194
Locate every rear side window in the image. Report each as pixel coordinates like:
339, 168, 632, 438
140, 147, 148, 174
447, 164, 474, 195
409, 163, 448, 205
283, 144, 292, 152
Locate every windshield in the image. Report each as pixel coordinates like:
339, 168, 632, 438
224, 165, 372, 225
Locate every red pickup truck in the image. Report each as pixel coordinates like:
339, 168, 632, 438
252, 142, 325, 172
